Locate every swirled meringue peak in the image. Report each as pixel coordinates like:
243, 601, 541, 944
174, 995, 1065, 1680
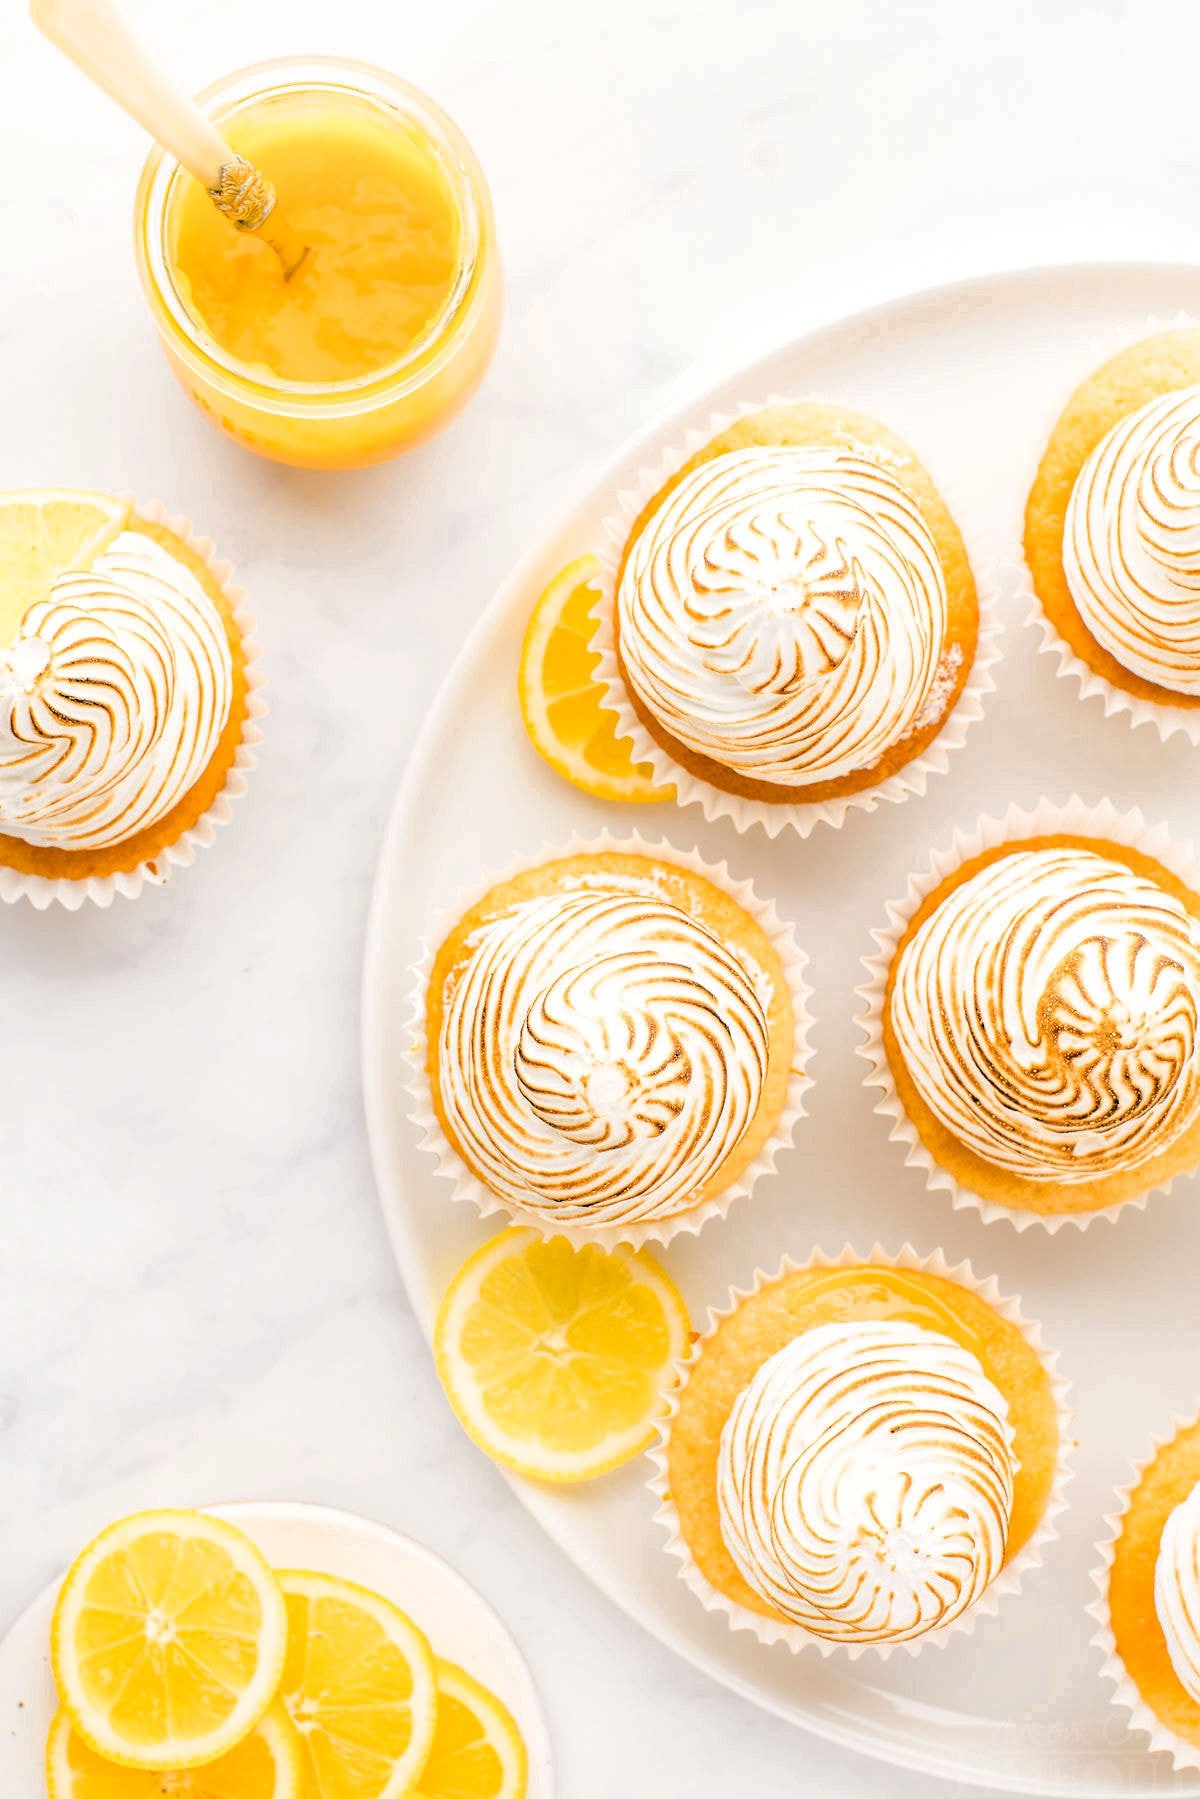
716, 1320, 1016, 1645
1156, 1480, 1200, 1705
893, 846, 1200, 1183
1064, 384, 1200, 695
0, 530, 233, 852
617, 445, 951, 786
437, 874, 771, 1229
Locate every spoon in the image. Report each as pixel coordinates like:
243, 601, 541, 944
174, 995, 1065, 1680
31, 0, 310, 278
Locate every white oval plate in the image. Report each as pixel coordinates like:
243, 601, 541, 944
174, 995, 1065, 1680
363, 263, 1200, 1795
0, 1500, 553, 1794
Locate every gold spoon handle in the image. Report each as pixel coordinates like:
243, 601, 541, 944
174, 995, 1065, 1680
32, 0, 233, 187
31, 0, 308, 275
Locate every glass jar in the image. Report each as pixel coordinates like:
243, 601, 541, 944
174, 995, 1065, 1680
134, 57, 501, 469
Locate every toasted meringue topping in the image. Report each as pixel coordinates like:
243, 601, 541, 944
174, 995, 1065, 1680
717, 1320, 1015, 1644
437, 875, 771, 1228
617, 445, 951, 786
1156, 1480, 1200, 1705
1065, 383, 1200, 695
893, 846, 1200, 1182
0, 531, 233, 852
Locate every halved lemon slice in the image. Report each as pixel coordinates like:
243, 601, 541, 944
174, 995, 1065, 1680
0, 489, 127, 643
517, 554, 672, 803
276, 1569, 437, 1799
45, 1701, 302, 1799
51, 1510, 288, 1772
435, 1228, 691, 1482
411, 1660, 526, 1799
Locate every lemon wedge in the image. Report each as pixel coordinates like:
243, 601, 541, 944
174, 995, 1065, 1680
517, 555, 671, 803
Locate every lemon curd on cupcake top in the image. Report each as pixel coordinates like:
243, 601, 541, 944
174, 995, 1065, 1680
884, 835, 1200, 1221
664, 1260, 1061, 1651
1026, 328, 1200, 713
611, 403, 979, 808
1106, 1416, 1200, 1761
0, 492, 248, 881
423, 850, 798, 1239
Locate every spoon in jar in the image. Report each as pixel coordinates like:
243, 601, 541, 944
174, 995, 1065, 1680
30, 0, 310, 278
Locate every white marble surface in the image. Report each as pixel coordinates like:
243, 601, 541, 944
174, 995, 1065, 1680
2, 2, 1200, 1794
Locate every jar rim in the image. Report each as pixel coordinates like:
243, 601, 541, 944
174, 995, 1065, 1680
133, 55, 493, 417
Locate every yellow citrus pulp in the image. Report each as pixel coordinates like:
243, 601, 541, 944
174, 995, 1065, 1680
517, 555, 672, 803
0, 489, 126, 644
169, 97, 460, 386
276, 1569, 437, 1799
411, 1660, 526, 1799
45, 1512, 532, 1799
435, 1228, 691, 1481
51, 1511, 288, 1771
45, 1702, 301, 1799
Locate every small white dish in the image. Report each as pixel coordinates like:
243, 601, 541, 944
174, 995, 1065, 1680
0, 1499, 553, 1795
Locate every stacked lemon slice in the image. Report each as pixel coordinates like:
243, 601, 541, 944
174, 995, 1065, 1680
47, 1510, 526, 1799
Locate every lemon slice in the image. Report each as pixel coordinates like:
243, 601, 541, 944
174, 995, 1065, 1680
51, 1510, 288, 1772
411, 1660, 526, 1799
0, 489, 127, 644
435, 1228, 691, 1481
517, 554, 672, 803
277, 1569, 437, 1799
45, 1701, 302, 1799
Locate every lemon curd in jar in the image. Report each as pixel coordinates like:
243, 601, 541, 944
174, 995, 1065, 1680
135, 59, 501, 469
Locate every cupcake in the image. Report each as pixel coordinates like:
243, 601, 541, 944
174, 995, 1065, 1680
1094, 1411, 1200, 1770
595, 401, 989, 836
862, 801, 1200, 1228
1025, 328, 1200, 739
654, 1246, 1067, 1656
0, 490, 257, 905
412, 840, 810, 1246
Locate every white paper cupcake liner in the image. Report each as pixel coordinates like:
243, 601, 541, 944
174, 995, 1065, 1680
591, 393, 1001, 840
0, 497, 265, 911
1089, 1405, 1200, 1774
857, 795, 1200, 1232
1020, 311, 1200, 746
405, 829, 813, 1250
647, 1241, 1073, 1662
